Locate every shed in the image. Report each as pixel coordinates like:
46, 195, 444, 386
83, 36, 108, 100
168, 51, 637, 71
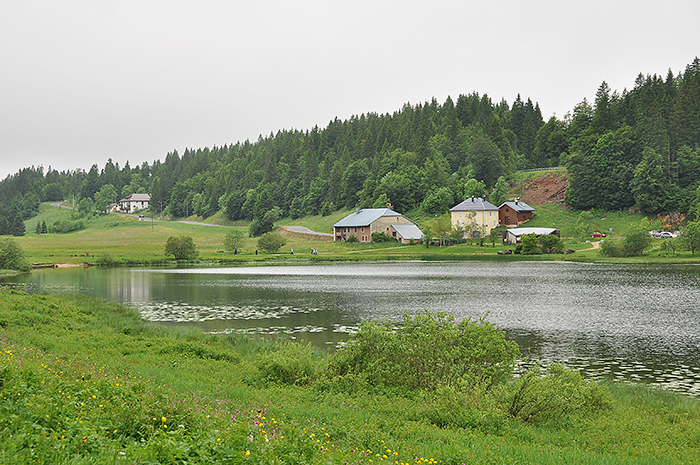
504, 227, 560, 245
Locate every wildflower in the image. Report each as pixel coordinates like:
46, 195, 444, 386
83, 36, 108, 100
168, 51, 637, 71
245, 450, 250, 456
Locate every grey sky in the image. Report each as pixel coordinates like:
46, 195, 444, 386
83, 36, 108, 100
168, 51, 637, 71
1, 0, 698, 180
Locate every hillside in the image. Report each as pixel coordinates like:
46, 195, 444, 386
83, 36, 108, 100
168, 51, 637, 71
510, 170, 568, 206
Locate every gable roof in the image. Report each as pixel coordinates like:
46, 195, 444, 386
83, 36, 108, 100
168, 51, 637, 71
506, 227, 558, 237
392, 224, 423, 240
499, 201, 535, 212
333, 208, 403, 228
120, 193, 150, 202
450, 197, 498, 212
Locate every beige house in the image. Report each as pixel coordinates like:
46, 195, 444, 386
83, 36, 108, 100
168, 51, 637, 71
449, 197, 500, 238
333, 207, 422, 243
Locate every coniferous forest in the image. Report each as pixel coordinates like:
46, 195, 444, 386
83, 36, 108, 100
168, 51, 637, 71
1, 58, 699, 236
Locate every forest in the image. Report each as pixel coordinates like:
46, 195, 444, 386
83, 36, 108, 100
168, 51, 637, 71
1, 58, 699, 236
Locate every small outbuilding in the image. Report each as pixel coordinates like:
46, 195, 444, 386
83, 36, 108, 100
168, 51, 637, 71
499, 200, 535, 226
504, 227, 560, 245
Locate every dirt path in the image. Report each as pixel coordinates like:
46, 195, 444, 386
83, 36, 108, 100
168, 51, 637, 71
580, 241, 602, 251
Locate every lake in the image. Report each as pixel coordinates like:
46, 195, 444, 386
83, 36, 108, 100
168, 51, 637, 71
3, 261, 700, 395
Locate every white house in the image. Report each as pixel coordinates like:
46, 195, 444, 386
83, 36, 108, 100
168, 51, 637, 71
119, 193, 150, 213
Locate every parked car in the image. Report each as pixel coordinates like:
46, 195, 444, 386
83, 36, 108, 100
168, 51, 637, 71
649, 230, 662, 238
660, 231, 677, 239
590, 232, 606, 238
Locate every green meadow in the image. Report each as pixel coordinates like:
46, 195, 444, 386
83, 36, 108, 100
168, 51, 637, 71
1, 290, 699, 464
15, 201, 699, 266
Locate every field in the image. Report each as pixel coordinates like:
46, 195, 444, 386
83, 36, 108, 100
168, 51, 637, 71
1, 290, 699, 464
13, 199, 700, 266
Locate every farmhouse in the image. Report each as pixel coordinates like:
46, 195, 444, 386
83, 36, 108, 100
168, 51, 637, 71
499, 200, 535, 226
503, 227, 560, 245
449, 197, 500, 237
333, 206, 422, 243
119, 193, 150, 213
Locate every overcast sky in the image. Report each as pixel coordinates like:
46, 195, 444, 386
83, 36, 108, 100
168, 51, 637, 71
1, 0, 698, 180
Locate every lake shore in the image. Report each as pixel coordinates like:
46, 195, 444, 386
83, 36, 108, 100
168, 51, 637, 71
1, 289, 699, 464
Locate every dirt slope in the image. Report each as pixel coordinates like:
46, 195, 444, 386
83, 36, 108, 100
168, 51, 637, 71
511, 171, 568, 205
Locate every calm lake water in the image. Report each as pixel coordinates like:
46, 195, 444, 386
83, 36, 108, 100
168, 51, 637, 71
4, 262, 700, 395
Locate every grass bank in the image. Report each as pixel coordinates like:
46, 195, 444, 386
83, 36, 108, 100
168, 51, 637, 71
1, 290, 699, 464
16, 202, 700, 266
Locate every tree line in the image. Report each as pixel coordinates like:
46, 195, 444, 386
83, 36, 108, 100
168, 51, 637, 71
1, 58, 699, 236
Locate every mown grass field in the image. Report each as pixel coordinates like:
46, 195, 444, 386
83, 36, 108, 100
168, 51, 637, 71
1, 290, 699, 464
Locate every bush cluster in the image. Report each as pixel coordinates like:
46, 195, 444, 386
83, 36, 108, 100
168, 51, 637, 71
164, 236, 198, 260
49, 219, 86, 234
256, 310, 611, 429
326, 311, 519, 393
0, 238, 32, 272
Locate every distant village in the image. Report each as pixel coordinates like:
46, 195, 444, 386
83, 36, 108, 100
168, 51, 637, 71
114, 191, 557, 246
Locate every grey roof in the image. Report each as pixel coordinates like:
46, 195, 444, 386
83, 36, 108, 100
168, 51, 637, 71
450, 197, 499, 212
333, 208, 403, 227
392, 224, 423, 240
120, 193, 150, 202
506, 227, 558, 237
499, 201, 535, 212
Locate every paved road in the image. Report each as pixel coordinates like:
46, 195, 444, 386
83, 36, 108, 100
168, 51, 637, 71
282, 225, 333, 237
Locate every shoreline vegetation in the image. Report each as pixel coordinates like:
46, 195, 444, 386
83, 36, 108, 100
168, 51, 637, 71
9, 197, 700, 269
1, 290, 699, 464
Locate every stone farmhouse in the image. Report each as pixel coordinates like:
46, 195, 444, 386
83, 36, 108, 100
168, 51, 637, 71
333, 206, 423, 243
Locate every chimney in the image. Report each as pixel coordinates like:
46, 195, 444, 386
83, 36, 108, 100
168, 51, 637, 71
356, 207, 361, 214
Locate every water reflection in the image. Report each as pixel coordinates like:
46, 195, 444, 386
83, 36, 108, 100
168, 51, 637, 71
4, 262, 700, 394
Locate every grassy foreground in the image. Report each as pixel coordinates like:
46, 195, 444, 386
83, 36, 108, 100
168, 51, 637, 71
1, 290, 699, 464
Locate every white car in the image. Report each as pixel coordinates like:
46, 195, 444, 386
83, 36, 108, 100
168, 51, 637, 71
660, 231, 676, 239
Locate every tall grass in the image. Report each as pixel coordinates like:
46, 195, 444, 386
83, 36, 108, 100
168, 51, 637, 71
1, 289, 699, 464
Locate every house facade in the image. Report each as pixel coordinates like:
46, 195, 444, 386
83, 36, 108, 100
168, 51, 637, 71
119, 193, 150, 213
449, 197, 500, 237
499, 201, 535, 226
333, 207, 422, 243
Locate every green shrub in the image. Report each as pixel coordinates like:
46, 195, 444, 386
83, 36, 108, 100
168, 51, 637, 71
223, 230, 244, 253
371, 232, 398, 243
326, 311, 519, 394
49, 218, 86, 233
257, 231, 286, 253
345, 235, 358, 243
164, 236, 198, 260
600, 238, 626, 257
256, 341, 323, 386
508, 364, 611, 423
96, 253, 116, 265
0, 238, 32, 272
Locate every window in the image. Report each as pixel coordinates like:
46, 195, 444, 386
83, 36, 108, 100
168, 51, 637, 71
459, 212, 463, 218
